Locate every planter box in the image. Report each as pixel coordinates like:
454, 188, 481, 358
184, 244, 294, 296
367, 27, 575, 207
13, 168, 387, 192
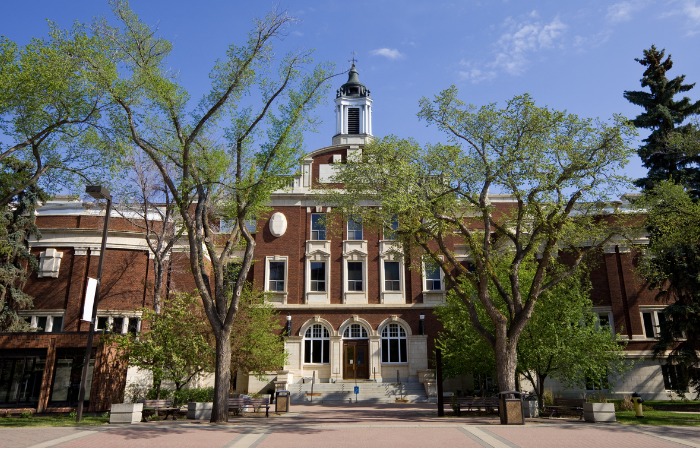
187, 402, 213, 420
583, 402, 616, 423
110, 403, 143, 424
523, 400, 539, 418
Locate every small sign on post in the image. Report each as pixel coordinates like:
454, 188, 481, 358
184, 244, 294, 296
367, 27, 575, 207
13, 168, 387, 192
354, 385, 359, 403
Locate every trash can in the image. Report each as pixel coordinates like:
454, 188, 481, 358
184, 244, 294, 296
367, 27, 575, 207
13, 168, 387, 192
276, 390, 290, 413
499, 391, 524, 425
522, 393, 539, 418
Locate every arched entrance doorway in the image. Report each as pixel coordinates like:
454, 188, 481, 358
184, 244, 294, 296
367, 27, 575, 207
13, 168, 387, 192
342, 324, 369, 380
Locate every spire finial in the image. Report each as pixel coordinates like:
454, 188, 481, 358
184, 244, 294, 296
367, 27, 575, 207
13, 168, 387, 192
349, 51, 358, 67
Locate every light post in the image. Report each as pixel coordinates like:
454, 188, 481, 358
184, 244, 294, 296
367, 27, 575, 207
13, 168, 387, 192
76, 185, 112, 422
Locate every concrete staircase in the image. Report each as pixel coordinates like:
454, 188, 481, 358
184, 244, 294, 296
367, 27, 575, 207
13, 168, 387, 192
288, 380, 431, 404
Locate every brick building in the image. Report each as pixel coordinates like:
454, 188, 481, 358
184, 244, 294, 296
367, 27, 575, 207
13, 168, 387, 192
0, 64, 693, 412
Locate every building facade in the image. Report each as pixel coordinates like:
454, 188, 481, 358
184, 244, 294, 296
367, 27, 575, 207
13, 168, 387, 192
0, 64, 694, 412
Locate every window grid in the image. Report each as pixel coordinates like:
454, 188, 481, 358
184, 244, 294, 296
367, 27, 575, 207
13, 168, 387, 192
304, 324, 330, 364
310, 261, 326, 292
384, 216, 399, 240
424, 261, 442, 291
384, 261, 400, 291
268, 261, 286, 292
347, 261, 363, 291
347, 217, 363, 240
343, 324, 368, 338
381, 323, 407, 363
311, 213, 326, 240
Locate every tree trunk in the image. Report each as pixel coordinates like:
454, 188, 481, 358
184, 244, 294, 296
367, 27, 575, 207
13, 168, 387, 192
210, 333, 232, 423
537, 374, 547, 410
494, 329, 518, 393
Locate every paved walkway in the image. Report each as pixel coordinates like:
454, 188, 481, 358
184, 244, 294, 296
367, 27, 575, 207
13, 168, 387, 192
2, 403, 699, 448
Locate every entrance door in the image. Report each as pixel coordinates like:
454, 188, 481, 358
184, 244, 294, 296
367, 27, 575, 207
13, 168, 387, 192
343, 341, 369, 380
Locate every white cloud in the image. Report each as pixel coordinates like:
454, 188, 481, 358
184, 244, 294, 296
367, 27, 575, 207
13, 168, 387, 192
491, 15, 567, 76
606, 1, 644, 23
370, 48, 405, 60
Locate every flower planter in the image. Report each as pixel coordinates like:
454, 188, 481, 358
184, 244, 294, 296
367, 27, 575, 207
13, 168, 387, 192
109, 403, 143, 424
583, 402, 616, 422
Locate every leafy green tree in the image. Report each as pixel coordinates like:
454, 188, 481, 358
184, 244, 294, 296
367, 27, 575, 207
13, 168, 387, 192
0, 33, 113, 208
106, 292, 215, 398
332, 90, 635, 392
636, 181, 700, 398
0, 185, 44, 331
624, 45, 700, 194
230, 287, 287, 387
63, 1, 335, 421
437, 259, 627, 408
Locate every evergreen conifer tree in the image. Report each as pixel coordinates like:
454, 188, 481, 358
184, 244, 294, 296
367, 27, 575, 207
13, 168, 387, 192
624, 45, 700, 194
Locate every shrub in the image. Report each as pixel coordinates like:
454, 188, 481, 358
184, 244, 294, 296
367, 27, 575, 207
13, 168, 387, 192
173, 387, 215, 406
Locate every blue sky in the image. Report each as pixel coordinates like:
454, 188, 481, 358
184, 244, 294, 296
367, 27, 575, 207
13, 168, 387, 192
4, 0, 700, 189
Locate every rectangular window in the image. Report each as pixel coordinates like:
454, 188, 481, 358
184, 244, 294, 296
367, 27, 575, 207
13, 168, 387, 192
595, 311, 614, 335
310, 262, 326, 292
384, 216, 399, 240
111, 317, 124, 334
311, 213, 326, 240
347, 261, 363, 291
661, 364, 689, 391
268, 261, 286, 292
51, 316, 63, 332
384, 261, 400, 291
127, 318, 140, 335
347, 217, 363, 240
424, 260, 442, 291
96, 316, 109, 331
642, 310, 665, 338
36, 316, 48, 332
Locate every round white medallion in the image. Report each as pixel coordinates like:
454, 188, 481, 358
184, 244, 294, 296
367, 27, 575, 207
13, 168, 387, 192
269, 212, 287, 237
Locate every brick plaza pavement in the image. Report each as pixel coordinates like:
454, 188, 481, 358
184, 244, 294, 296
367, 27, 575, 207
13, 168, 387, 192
1, 403, 698, 448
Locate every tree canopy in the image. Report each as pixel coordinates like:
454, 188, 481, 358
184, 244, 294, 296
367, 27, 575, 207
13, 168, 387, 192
624, 45, 700, 195
636, 181, 700, 398
437, 259, 627, 408
59, 0, 335, 421
332, 89, 635, 392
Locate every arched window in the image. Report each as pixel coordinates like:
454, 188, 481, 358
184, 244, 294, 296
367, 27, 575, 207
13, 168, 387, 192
381, 323, 407, 363
304, 324, 330, 364
342, 323, 368, 339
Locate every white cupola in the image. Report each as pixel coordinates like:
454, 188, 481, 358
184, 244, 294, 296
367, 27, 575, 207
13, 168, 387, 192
332, 63, 373, 146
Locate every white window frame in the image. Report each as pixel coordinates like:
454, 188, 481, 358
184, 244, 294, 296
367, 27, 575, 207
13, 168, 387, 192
264, 256, 288, 303
347, 217, 363, 240
381, 323, 408, 364
641, 309, 665, 339
423, 258, 444, 292
311, 213, 327, 240
383, 260, 401, 292
593, 309, 615, 336
309, 261, 327, 292
346, 261, 364, 292
384, 216, 399, 240
95, 312, 142, 334
26, 313, 64, 332
304, 324, 330, 364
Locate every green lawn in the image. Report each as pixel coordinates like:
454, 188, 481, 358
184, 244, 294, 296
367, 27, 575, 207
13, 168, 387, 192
616, 410, 700, 426
0, 414, 109, 427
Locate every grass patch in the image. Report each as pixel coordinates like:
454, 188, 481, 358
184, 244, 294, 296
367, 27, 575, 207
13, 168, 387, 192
0, 414, 109, 427
616, 410, 700, 426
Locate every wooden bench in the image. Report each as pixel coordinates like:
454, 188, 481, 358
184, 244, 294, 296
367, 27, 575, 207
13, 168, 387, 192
228, 396, 270, 417
448, 397, 500, 416
142, 399, 180, 421
544, 398, 583, 420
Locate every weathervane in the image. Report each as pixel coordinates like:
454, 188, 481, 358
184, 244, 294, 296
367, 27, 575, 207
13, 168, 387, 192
349, 51, 358, 66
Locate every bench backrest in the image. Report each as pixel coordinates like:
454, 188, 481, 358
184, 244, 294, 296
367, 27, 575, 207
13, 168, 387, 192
143, 399, 172, 408
552, 398, 583, 407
